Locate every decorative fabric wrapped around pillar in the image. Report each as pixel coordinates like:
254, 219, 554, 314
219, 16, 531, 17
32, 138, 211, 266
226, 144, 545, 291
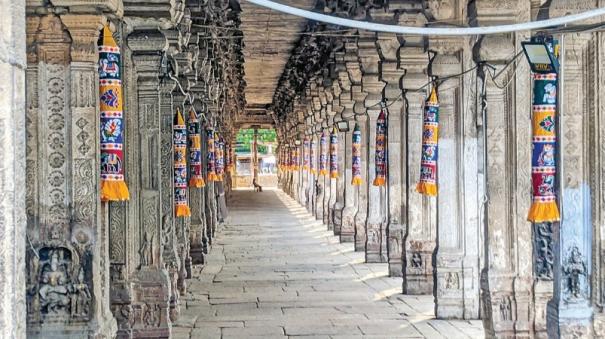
292, 146, 300, 171
329, 127, 339, 179
351, 123, 362, 186
310, 138, 317, 175
416, 87, 439, 196
188, 108, 205, 188
215, 137, 225, 181
206, 128, 219, 181
174, 108, 191, 217
319, 131, 328, 176
527, 73, 560, 222
303, 137, 310, 171
227, 143, 234, 174
99, 25, 129, 201
373, 107, 387, 186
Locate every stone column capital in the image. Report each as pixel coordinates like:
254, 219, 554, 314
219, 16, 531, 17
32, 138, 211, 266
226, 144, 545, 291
60, 14, 106, 63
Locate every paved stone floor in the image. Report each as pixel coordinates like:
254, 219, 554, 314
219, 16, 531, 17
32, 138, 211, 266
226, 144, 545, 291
174, 189, 484, 339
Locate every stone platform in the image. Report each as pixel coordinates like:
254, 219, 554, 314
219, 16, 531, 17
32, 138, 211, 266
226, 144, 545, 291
173, 189, 483, 339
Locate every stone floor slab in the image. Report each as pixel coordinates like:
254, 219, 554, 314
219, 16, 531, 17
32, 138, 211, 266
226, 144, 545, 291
180, 189, 483, 339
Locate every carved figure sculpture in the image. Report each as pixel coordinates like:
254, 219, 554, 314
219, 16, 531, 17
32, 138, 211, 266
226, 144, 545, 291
140, 231, 153, 267
39, 250, 70, 314
564, 246, 587, 299
70, 267, 91, 317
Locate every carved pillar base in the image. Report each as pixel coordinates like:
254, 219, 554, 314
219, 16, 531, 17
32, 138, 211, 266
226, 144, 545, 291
403, 244, 435, 295
131, 268, 172, 338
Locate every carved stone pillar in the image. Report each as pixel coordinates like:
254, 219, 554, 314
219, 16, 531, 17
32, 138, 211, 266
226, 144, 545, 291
430, 38, 480, 319
0, 1, 26, 337
360, 34, 386, 262
475, 33, 533, 337
189, 98, 207, 265
327, 80, 342, 231
128, 29, 172, 338
377, 35, 405, 276
341, 40, 363, 244
546, 32, 595, 339
401, 47, 436, 295
26, 13, 117, 338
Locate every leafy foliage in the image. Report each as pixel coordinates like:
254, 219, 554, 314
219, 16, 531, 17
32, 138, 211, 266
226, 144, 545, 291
235, 129, 277, 154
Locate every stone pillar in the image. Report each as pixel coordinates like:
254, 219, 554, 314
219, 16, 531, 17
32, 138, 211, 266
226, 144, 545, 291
189, 98, 208, 265
0, 0, 26, 337
339, 82, 357, 242
475, 31, 533, 337
360, 34, 386, 262
401, 47, 436, 295
26, 13, 117, 338
546, 32, 595, 339
430, 39, 480, 319
128, 29, 172, 338
326, 81, 342, 231
377, 35, 405, 276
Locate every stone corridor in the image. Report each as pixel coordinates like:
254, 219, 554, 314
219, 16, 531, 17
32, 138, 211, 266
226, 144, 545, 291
173, 189, 483, 339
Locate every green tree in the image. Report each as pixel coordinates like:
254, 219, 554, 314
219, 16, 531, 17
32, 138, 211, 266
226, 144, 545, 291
235, 129, 276, 154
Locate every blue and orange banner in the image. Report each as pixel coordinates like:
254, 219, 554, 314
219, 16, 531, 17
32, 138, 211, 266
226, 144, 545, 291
416, 87, 439, 196
329, 127, 339, 179
373, 108, 387, 186
351, 123, 362, 186
174, 109, 191, 217
99, 25, 129, 201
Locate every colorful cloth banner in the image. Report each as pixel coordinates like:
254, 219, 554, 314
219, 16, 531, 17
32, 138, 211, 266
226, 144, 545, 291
310, 138, 317, 175
319, 131, 328, 176
527, 73, 560, 222
292, 146, 300, 171
373, 108, 387, 186
206, 128, 219, 181
329, 127, 339, 179
351, 123, 362, 186
188, 108, 205, 188
303, 137, 310, 171
215, 137, 225, 181
227, 143, 234, 174
416, 87, 439, 196
99, 25, 129, 201
174, 109, 191, 217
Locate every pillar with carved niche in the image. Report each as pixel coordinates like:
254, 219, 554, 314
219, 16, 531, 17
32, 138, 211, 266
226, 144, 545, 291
189, 96, 208, 266
128, 29, 172, 338
303, 112, 314, 212
377, 34, 405, 276
326, 84, 341, 230
360, 34, 387, 263
429, 40, 480, 319
314, 111, 326, 224
159, 78, 180, 323
1, 1, 27, 337
171, 74, 192, 297
335, 80, 358, 242
26, 12, 118, 338
400, 46, 436, 295
329, 55, 347, 234
475, 32, 533, 337
546, 32, 596, 339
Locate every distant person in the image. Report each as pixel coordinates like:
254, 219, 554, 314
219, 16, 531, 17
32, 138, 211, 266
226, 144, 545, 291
252, 178, 263, 192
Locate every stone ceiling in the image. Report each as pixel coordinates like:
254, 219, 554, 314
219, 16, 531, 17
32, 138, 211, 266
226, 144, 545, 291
239, 0, 316, 115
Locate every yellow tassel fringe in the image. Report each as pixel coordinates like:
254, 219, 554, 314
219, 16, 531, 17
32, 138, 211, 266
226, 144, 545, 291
101, 180, 130, 202
527, 201, 560, 223
330, 172, 339, 179
373, 177, 386, 187
189, 177, 205, 188
351, 176, 363, 186
416, 182, 437, 196
207, 172, 219, 181
319, 169, 328, 176
176, 205, 191, 217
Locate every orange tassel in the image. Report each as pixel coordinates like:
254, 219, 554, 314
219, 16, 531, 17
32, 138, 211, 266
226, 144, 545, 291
189, 177, 205, 188
373, 177, 385, 187
351, 176, 363, 186
527, 201, 560, 223
319, 169, 328, 176
175, 204, 191, 217
330, 172, 339, 179
101, 180, 130, 202
208, 172, 219, 181
416, 182, 437, 196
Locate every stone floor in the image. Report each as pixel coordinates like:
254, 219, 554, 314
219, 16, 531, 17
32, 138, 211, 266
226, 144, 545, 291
174, 189, 484, 339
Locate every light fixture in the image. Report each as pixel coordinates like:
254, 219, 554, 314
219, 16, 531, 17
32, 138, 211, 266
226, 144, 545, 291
521, 36, 559, 74
336, 120, 350, 133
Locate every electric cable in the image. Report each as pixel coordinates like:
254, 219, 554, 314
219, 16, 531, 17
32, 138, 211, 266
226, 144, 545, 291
246, 0, 605, 36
